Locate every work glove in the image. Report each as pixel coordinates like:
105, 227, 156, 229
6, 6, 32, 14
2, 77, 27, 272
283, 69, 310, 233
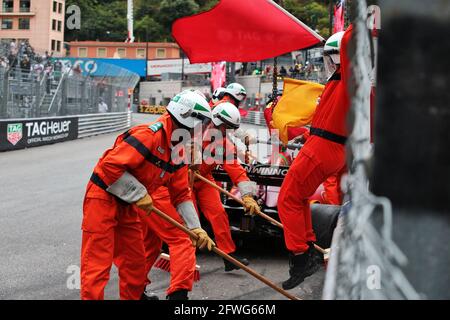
190, 228, 215, 251
135, 193, 153, 215
242, 195, 260, 216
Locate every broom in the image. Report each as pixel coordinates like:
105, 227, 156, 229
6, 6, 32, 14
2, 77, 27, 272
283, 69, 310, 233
151, 206, 300, 300
193, 171, 331, 266
154, 252, 201, 282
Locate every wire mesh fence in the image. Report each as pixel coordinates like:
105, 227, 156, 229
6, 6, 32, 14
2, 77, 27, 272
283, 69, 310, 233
323, 0, 421, 300
0, 54, 140, 119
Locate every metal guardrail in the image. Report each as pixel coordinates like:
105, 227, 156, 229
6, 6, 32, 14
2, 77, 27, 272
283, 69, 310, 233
78, 111, 131, 139
241, 111, 266, 126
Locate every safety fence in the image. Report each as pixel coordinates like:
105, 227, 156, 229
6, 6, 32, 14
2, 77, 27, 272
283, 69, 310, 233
78, 112, 131, 139
0, 111, 131, 152
0, 60, 139, 119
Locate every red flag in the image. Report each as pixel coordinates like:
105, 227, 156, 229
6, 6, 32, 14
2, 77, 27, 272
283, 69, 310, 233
172, 0, 324, 63
333, 0, 345, 33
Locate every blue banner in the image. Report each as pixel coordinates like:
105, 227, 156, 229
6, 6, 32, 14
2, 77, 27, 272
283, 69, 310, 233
54, 58, 146, 77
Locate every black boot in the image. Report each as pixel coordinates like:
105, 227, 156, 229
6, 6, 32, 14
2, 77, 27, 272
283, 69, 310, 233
308, 242, 325, 265
141, 290, 159, 300
224, 253, 250, 272
166, 289, 189, 300
282, 248, 321, 290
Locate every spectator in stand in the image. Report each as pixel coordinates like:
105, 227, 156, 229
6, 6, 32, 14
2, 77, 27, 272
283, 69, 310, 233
70, 62, 83, 77
280, 66, 288, 77
20, 55, 31, 80
304, 61, 313, 78
0, 57, 8, 69
44, 62, 53, 94
54, 60, 63, 82
33, 58, 44, 80
10, 40, 17, 55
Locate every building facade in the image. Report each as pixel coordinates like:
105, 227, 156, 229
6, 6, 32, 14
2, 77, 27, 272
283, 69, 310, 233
68, 41, 180, 60
0, 0, 65, 56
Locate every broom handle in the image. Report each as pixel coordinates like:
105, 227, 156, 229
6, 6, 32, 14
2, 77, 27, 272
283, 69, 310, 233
193, 172, 283, 228
193, 172, 328, 255
151, 206, 300, 301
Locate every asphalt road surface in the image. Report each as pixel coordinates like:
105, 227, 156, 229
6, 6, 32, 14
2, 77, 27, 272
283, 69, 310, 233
0, 112, 325, 300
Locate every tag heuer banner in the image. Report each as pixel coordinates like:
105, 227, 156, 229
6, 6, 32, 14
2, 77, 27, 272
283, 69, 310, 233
0, 117, 78, 151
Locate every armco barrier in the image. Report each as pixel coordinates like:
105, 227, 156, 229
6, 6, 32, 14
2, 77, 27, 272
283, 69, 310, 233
241, 111, 266, 126
1, 111, 131, 151
78, 111, 131, 138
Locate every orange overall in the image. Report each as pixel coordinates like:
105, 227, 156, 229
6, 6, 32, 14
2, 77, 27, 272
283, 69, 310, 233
192, 136, 249, 254
139, 186, 196, 296
278, 25, 353, 254
81, 113, 191, 300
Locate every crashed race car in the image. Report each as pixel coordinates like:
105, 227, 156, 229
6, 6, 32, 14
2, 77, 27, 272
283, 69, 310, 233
207, 141, 341, 250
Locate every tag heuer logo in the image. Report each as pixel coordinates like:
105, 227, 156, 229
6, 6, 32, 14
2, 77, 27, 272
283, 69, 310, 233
7, 123, 23, 146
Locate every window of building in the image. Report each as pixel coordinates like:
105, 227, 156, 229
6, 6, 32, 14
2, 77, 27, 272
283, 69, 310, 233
2, 0, 14, 13
19, 0, 30, 12
136, 48, 146, 59
57, 20, 62, 32
58, 2, 62, 14
52, 1, 57, 13
51, 40, 56, 51
1, 18, 13, 30
52, 19, 56, 31
117, 48, 126, 58
78, 47, 87, 58
156, 48, 166, 59
97, 48, 107, 58
56, 41, 61, 52
18, 18, 30, 30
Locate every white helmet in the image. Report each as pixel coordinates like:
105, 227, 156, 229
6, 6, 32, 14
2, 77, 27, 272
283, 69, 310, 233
223, 83, 247, 103
181, 88, 207, 100
167, 91, 211, 129
211, 87, 225, 104
323, 31, 345, 80
211, 102, 241, 129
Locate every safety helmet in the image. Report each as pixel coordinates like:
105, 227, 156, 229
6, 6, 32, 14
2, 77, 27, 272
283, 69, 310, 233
167, 91, 212, 130
323, 31, 345, 80
223, 83, 247, 102
211, 102, 241, 129
211, 87, 226, 104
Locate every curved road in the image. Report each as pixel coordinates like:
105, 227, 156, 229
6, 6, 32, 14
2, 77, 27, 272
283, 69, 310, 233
0, 112, 324, 300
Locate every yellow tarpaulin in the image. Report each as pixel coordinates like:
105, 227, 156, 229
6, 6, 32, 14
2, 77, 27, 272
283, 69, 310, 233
272, 78, 324, 143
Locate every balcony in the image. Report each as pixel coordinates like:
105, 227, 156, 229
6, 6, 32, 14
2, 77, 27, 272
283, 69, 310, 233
0, 10, 35, 16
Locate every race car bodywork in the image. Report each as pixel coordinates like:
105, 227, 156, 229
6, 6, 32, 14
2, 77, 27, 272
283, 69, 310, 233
211, 162, 340, 249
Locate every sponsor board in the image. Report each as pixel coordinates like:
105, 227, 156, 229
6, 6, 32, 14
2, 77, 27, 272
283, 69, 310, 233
213, 164, 289, 187
147, 59, 212, 76
138, 105, 167, 115
0, 117, 78, 151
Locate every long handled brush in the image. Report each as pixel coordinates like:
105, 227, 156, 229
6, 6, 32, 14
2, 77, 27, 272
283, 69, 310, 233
150, 206, 300, 300
154, 252, 201, 282
193, 171, 331, 265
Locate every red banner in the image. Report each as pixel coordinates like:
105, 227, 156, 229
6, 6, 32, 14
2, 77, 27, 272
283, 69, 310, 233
172, 0, 324, 63
333, 0, 345, 33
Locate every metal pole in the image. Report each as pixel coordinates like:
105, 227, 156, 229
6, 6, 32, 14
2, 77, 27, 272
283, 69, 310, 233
181, 50, 185, 84
145, 30, 149, 80
329, 0, 334, 36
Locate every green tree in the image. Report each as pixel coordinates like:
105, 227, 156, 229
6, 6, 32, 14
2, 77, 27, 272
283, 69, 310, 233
284, 0, 331, 38
156, 0, 200, 40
